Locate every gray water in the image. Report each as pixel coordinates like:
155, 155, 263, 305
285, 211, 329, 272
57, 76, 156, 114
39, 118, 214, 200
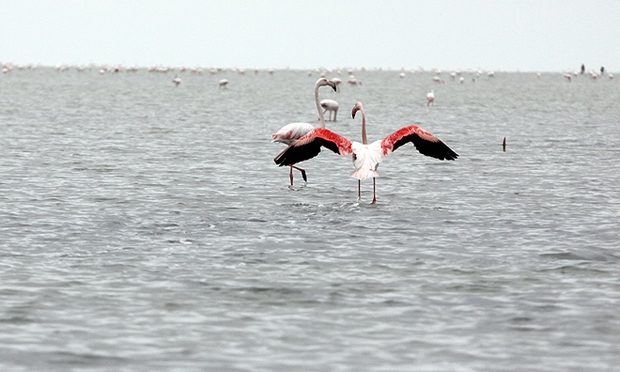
1, 68, 619, 371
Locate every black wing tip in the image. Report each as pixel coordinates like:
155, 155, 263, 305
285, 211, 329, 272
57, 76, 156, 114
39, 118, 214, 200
433, 139, 459, 161
274, 142, 323, 167
273, 146, 290, 166
445, 149, 459, 160
439, 146, 458, 161
274, 152, 296, 167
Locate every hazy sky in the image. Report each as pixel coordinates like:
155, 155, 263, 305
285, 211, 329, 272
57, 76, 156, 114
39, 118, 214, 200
1, 0, 618, 72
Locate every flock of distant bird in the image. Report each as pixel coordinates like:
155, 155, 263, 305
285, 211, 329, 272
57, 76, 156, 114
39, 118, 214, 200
562, 70, 614, 82
272, 78, 459, 204
3, 63, 613, 86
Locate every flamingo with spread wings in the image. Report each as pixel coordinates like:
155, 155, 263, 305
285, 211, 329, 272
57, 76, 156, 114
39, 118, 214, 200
274, 101, 458, 203
271, 78, 337, 186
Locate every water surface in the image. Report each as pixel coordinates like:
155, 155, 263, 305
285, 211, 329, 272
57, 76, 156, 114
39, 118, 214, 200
1, 68, 619, 371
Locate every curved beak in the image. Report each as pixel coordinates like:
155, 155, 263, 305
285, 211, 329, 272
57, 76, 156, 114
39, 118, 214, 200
351, 106, 358, 119
328, 81, 337, 92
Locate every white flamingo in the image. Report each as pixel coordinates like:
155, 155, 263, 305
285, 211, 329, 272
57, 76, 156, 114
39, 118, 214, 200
219, 79, 229, 88
274, 101, 458, 203
348, 75, 361, 86
331, 77, 342, 92
320, 99, 339, 121
426, 90, 435, 106
172, 75, 182, 87
271, 78, 337, 186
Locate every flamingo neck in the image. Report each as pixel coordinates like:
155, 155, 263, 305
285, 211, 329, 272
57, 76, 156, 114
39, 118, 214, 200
315, 83, 326, 128
361, 108, 368, 144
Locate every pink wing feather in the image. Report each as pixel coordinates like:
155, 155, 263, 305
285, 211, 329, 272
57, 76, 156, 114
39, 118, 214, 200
381, 125, 458, 160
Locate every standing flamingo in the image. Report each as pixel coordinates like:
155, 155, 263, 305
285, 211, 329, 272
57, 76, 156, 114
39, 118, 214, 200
274, 101, 458, 203
271, 78, 337, 186
331, 77, 342, 92
172, 75, 182, 87
426, 90, 435, 106
320, 99, 339, 121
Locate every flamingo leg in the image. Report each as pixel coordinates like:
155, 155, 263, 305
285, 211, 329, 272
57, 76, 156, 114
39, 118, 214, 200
371, 178, 377, 204
291, 165, 307, 183
358, 180, 361, 201
289, 166, 294, 186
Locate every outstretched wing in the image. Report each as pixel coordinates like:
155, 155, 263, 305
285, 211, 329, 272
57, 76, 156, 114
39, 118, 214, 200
381, 125, 458, 160
274, 128, 352, 167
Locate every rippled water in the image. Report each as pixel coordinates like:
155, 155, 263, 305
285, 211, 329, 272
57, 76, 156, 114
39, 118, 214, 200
1, 68, 619, 371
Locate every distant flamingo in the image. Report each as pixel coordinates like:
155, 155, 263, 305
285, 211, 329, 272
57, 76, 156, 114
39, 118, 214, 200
348, 75, 361, 86
271, 78, 337, 186
219, 79, 229, 88
274, 101, 458, 203
172, 75, 182, 87
331, 77, 342, 92
426, 90, 435, 106
320, 99, 339, 121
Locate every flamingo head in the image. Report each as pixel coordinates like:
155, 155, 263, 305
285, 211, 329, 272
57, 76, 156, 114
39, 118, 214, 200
351, 101, 364, 118
317, 77, 337, 92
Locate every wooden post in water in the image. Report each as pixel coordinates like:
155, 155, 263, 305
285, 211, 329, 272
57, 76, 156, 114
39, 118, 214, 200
502, 137, 506, 152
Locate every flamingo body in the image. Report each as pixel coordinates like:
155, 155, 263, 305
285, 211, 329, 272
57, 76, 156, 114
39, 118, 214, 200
272, 122, 315, 145
350, 141, 382, 179
320, 99, 339, 121
426, 90, 435, 106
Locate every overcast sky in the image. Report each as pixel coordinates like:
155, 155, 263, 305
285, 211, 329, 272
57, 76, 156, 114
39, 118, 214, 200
1, 0, 618, 72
